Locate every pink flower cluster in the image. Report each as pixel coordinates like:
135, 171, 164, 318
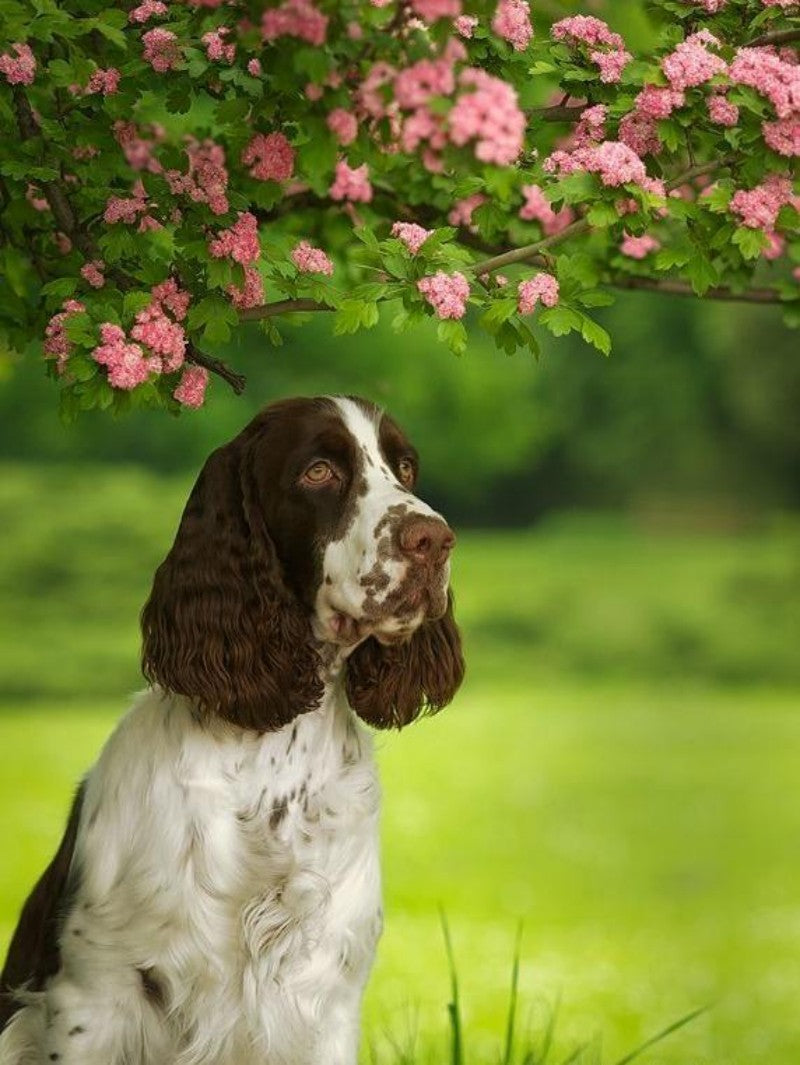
448, 193, 486, 227
261, 0, 328, 46
551, 16, 632, 84
92, 323, 154, 390
228, 266, 264, 310
44, 300, 85, 372
173, 366, 209, 409
113, 120, 163, 173
455, 15, 478, 37
449, 69, 525, 165
410, 0, 462, 20
391, 221, 434, 253
209, 212, 260, 264
104, 181, 160, 231
81, 260, 106, 288
619, 111, 660, 157
86, 68, 120, 95
395, 56, 454, 110
130, 307, 186, 372
635, 85, 685, 120
166, 138, 230, 215
142, 28, 181, 73
129, 0, 167, 23
763, 116, 800, 157
291, 241, 334, 275
492, 0, 534, 52
517, 273, 559, 314
0, 42, 36, 85
327, 109, 358, 146
519, 185, 574, 234
545, 140, 647, 188
248, 58, 262, 76
202, 27, 235, 64
730, 173, 796, 230
152, 277, 191, 321
242, 132, 295, 182
418, 272, 470, 319
729, 47, 800, 120
620, 233, 661, 259
687, 0, 726, 11
708, 94, 739, 127
329, 160, 373, 203
662, 32, 726, 92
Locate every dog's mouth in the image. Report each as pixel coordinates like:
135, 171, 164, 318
323, 588, 432, 648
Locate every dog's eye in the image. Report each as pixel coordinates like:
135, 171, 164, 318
302, 461, 336, 486
397, 459, 415, 488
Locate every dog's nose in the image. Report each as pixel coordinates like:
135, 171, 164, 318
398, 517, 455, 565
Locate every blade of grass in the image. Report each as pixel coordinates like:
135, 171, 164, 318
440, 908, 464, 1065
611, 1006, 708, 1065
502, 921, 523, 1065
536, 993, 561, 1065
556, 1040, 590, 1065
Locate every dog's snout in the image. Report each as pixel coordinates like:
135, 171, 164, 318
398, 516, 455, 565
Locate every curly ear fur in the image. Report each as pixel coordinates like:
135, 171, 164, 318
141, 437, 322, 731
345, 592, 464, 729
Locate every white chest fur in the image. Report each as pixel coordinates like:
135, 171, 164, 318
1, 684, 383, 1065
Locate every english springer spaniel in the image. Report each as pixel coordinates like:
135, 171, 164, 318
0, 396, 463, 1065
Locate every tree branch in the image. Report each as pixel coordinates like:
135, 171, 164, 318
609, 276, 785, 304
238, 298, 333, 321
748, 27, 800, 47
186, 343, 247, 394
528, 104, 587, 123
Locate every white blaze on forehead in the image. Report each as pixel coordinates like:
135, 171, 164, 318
314, 396, 443, 637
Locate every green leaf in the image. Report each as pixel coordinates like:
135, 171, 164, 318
576, 311, 611, 356
187, 295, 237, 345
437, 318, 468, 356
333, 299, 376, 335
586, 202, 620, 228
538, 305, 583, 338
732, 227, 768, 261
685, 253, 719, 295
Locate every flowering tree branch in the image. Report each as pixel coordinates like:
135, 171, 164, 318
0, 0, 796, 417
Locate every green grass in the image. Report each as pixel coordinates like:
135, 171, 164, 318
1, 465, 799, 1063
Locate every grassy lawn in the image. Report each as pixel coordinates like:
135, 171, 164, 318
1, 465, 799, 1063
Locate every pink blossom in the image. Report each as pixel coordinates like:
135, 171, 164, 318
305, 82, 323, 101
620, 233, 661, 259
449, 69, 525, 165
247, 58, 262, 77
551, 16, 630, 83
129, 0, 168, 22
729, 47, 800, 120
708, 93, 739, 126
261, 0, 328, 46
26, 185, 49, 212
493, 0, 533, 52
174, 366, 209, 409
209, 212, 260, 265
394, 57, 455, 109
572, 104, 607, 148
391, 221, 434, 253
291, 240, 334, 275
92, 323, 153, 390
517, 273, 559, 314
86, 68, 120, 95
329, 160, 373, 203
662, 36, 726, 91
455, 15, 478, 37
410, 0, 462, 20
202, 27, 235, 64
763, 230, 785, 260
131, 303, 186, 372
43, 300, 85, 372
0, 42, 36, 85
592, 48, 632, 84
448, 193, 486, 227
81, 260, 106, 288
686, 0, 726, 10
761, 0, 795, 6
762, 116, 800, 156
242, 132, 295, 182
113, 121, 163, 174
519, 185, 574, 234
152, 278, 191, 321
545, 140, 648, 188
165, 138, 229, 215
619, 111, 660, 156
228, 264, 264, 309
730, 173, 795, 229
142, 28, 181, 73
327, 109, 358, 146
418, 272, 470, 319
635, 85, 684, 119
104, 183, 149, 224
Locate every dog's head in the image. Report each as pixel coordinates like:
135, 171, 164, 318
141, 396, 464, 731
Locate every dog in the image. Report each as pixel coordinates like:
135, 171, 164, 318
0, 395, 464, 1065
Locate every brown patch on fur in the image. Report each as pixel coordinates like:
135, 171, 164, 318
139, 967, 166, 1010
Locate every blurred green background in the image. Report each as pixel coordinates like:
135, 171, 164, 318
1, 291, 799, 1064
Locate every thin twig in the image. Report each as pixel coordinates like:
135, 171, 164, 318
610, 276, 784, 304
238, 298, 332, 321
528, 104, 587, 122
186, 344, 247, 394
748, 27, 800, 47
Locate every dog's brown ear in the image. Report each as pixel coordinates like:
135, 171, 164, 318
141, 437, 322, 731
345, 593, 464, 729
